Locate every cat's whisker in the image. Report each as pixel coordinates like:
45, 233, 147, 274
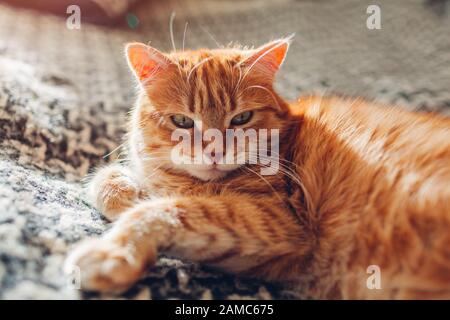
242, 85, 281, 110
143, 163, 166, 183
253, 156, 301, 178
257, 161, 313, 211
141, 63, 163, 88
169, 12, 177, 53
199, 24, 222, 49
250, 161, 301, 187
115, 152, 171, 164
140, 154, 173, 162
103, 142, 127, 159
232, 65, 243, 96
246, 150, 299, 168
236, 37, 291, 90
242, 166, 284, 203
256, 154, 299, 169
182, 22, 189, 52
169, 12, 183, 75
187, 57, 214, 82
244, 152, 304, 188
245, 158, 313, 212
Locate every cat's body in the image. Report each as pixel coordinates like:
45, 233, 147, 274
65, 40, 450, 299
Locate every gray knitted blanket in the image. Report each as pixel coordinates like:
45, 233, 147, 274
0, 0, 449, 299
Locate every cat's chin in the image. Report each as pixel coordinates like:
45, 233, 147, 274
182, 165, 241, 181
190, 170, 227, 181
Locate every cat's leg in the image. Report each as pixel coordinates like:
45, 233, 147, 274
65, 195, 308, 292
88, 164, 140, 221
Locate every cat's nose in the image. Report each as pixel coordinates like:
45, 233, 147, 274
204, 149, 224, 165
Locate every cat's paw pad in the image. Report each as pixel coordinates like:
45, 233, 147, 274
64, 239, 145, 293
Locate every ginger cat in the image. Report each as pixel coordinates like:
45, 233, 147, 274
65, 38, 450, 299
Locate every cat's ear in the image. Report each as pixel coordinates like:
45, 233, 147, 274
125, 42, 173, 83
242, 36, 293, 79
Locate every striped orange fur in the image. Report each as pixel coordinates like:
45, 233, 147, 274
65, 39, 450, 299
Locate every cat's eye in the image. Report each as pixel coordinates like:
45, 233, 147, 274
230, 111, 253, 126
171, 114, 195, 128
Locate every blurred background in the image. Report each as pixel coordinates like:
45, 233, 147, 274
0, 0, 449, 299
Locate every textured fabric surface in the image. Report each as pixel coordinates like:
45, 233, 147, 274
0, 0, 449, 299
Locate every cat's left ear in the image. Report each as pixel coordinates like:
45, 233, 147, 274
242, 35, 293, 79
125, 42, 173, 83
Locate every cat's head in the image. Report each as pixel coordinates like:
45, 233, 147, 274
126, 38, 291, 181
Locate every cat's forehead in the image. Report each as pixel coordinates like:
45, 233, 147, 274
172, 48, 245, 67
173, 49, 245, 121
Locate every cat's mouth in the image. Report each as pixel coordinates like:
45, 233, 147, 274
184, 164, 242, 181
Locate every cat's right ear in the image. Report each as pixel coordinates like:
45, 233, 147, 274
125, 43, 172, 83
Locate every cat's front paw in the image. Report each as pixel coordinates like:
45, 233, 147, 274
90, 165, 139, 221
64, 239, 147, 293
